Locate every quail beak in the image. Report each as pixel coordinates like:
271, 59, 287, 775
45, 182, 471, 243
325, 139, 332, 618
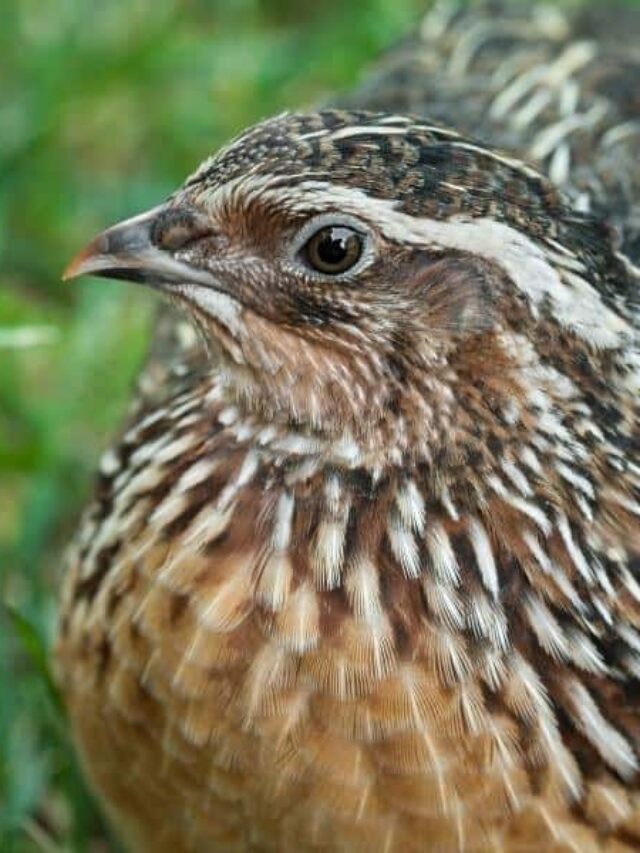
63, 205, 246, 355
63, 205, 215, 289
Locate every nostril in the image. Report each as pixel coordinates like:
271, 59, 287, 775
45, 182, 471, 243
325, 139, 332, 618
151, 207, 215, 252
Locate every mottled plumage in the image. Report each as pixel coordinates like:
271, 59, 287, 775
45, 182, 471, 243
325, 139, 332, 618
56, 3, 640, 851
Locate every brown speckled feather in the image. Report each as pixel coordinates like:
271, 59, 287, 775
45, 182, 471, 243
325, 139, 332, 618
56, 3, 640, 851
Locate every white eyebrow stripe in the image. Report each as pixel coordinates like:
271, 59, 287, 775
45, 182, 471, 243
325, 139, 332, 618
260, 179, 632, 350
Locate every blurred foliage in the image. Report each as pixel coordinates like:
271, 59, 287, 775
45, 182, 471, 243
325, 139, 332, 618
0, 0, 423, 849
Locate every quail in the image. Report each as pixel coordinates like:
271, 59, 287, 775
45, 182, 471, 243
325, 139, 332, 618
55, 2, 640, 851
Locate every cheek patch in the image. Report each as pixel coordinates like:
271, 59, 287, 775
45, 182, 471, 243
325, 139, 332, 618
407, 252, 500, 336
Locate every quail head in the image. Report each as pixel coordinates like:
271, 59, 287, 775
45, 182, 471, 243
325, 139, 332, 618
57, 106, 640, 853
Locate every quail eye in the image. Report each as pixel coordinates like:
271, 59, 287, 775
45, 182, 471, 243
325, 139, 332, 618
302, 225, 363, 275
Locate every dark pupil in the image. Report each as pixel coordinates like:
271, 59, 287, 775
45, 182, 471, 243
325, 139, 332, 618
317, 228, 351, 266
315, 227, 360, 271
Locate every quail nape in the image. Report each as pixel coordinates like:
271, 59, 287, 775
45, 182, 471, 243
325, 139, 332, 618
55, 2, 640, 851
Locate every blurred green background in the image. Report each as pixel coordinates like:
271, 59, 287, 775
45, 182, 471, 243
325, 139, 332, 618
0, 0, 425, 849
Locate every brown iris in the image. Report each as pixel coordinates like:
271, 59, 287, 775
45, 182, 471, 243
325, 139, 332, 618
303, 225, 363, 274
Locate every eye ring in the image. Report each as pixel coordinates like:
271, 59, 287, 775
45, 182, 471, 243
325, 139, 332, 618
301, 225, 364, 275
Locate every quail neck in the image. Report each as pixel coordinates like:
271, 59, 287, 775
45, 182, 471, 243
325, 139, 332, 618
58, 107, 640, 851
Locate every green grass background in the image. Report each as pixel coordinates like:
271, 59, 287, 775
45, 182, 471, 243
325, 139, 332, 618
0, 1, 425, 849
2, 0, 638, 850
